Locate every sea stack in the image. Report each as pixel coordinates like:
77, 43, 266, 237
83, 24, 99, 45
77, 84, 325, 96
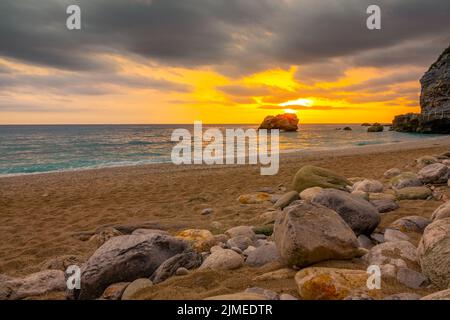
258, 113, 299, 132
392, 45, 450, 133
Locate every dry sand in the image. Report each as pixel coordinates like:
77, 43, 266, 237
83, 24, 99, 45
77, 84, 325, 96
1, 136, 450, 299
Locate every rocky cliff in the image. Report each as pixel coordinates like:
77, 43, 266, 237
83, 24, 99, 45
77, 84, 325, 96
392, 45, 450, 133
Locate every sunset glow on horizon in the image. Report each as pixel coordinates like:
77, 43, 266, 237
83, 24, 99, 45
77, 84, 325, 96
0, 0, 448, 125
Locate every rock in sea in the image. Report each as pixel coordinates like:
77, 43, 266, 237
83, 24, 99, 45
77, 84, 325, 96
258, 113, 299, 132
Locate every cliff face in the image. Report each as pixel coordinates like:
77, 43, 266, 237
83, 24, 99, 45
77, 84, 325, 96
420, 46, 450, 116
392, 45, 450, 133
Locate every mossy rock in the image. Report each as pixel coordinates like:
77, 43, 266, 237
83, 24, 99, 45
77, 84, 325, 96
252, 224, 274, 236
292, 165, 351, 193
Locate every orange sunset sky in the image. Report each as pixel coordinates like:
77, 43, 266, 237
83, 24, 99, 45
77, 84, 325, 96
0, 0, 449, 124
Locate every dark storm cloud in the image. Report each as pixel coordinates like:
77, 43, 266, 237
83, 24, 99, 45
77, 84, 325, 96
1, 0, 449, 74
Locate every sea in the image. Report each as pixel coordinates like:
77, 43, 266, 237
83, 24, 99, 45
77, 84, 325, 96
0, 124, 445, 176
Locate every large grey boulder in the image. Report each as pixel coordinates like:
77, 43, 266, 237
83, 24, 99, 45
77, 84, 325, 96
312, 189, 380, 235
418, 218, 450, 289
418, 163, 450, 184
150, 250, 202, 284
75, 234, 189, 300
273, 201, 359, 268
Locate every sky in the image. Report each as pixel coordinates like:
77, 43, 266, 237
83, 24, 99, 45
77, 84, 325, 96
0, 0, 449, 124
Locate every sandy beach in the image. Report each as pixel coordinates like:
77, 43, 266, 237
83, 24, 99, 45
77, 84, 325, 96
1, 137, 450, 299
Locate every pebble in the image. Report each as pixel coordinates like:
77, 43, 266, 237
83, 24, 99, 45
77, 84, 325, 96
201, 208, 214, 215
175, 267, 189, 276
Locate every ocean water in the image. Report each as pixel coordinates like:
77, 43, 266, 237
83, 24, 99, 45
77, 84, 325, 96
0, 124, 444, 176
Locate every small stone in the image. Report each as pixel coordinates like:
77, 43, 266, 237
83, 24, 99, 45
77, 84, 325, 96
384, 293, 422, 300
357, 234, 373, 250
88, 227, 123, 246
279, 293, 298, 300
252, 268, 296, 281
396, 267, 428, 289
299, 186, 323, 202
175, 267, 189, 276
352, 179, 384, 193
101, 282, 130, 300
390, 216, 431, 233
238, 192, 272, 204
384, 229, 410, 242
213, 233, 228, 244
201, 208, 214, 215
210, 221, 223, 231
416, 156, 438, 168
274, 191, 299, 209
252, 224, 273, 236
121, 278, 153, 300
176, 229, 216, 252
396, 186, 432, 200
199, 249, 244, 271
384, 168, 401, 178
245, 287, 279, 300
243, 246, 256, 256
418, 163, 450, 184
245, 242, 281, 267
256, 234, 267, 240
370, 199, 399, 213
370, 233, 384, 243
227, 236, 254, 251
225, 226, 256, 241
231, 247, 243, 254
204, 292, 267, 300
390, 172, 422, 190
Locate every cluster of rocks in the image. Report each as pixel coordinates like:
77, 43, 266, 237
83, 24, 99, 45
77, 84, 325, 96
1, 150, 450, 300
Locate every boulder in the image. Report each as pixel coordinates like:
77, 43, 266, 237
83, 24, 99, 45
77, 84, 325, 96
121, 278, 153, 300
396, 267, 428, 289
176, 229, 216, 252
75, 234, 189, 300
352, 179, 384, 193
431, 200, 450, 220
390, 172, 422, 190
199, 249, 244, 271
295, 267, 373, 300
274, 191, 299, 209
418, 163, 450, 184
150, 250, 202, 284
273, 201, 359, 268
418, 218, 450, 289
395, 186, 432, 200
258, 113, 299, 132
245, 242, 281, 267
311, 189, 380, 235
292, 165, 351, 193
390, 216, 431, 233
252, 224, 274, 236
357, 234, 373, 250
0, 270, 66, 300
